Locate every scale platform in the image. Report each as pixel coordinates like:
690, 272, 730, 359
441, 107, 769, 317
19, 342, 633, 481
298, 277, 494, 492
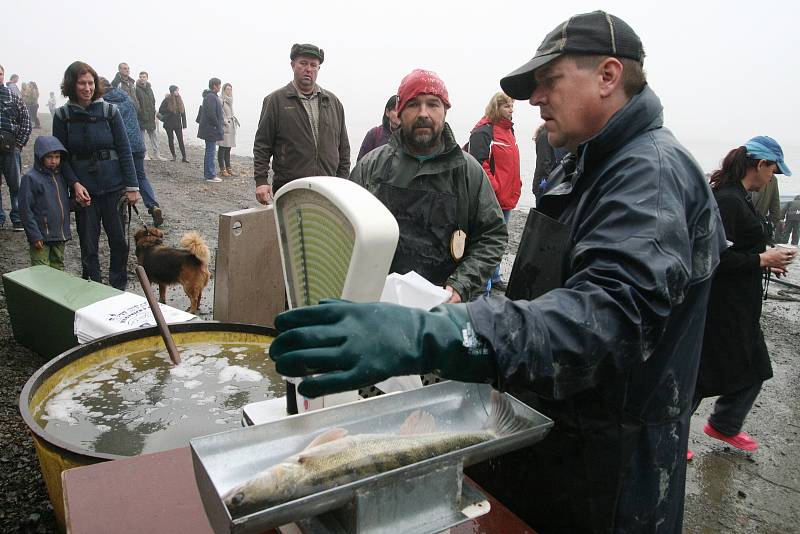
191, 382, 552, 534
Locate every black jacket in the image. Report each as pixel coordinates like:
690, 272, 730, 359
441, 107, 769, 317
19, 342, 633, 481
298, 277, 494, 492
697, 181, 772, 396
465, 86, 727, 532
158, 96, 187, 131
197, 90, 224, 142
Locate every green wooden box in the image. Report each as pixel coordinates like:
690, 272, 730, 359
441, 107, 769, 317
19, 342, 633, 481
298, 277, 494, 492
3, 266, 121, 359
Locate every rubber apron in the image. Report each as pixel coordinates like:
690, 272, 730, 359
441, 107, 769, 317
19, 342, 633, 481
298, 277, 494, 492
372, 158, 465, 287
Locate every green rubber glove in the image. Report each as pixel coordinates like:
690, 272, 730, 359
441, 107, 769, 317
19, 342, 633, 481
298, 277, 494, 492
270, 300, 496, 398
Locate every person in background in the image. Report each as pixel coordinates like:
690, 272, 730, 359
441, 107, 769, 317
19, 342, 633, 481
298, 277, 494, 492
691, 136, 795, 459
22, 81, 40, 129
532, 122, 566, 204
254, 43, 350, 204
781, 194, 800, 246
357, 95, 399, 161
197, 77, 224, 182
101, 77, 163, 227
350, 69, 507, 303
217, 83, 239, 177
0, 64, 32, 231
269, 11, 727, 532
751, 171, 782, 243
111, 62, 140, 110
18, 136, 72, 269
135, 71, 164, 161
47, 91, 57, 116
468, 92, 521, 290
6, 73, 21, 97
158, 85, 188, 162
53, 61, 139, 290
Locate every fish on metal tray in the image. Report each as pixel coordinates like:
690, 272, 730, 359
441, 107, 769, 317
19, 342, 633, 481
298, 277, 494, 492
223, 391, 525, 514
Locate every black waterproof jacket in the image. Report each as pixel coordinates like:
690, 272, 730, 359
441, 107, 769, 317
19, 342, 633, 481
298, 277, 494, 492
466, 86, 727, 533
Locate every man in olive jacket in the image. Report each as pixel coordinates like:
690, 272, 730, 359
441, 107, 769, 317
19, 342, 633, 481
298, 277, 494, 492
254, 43, 350, 204
135, 71, 164, 160
350, 69, 507, 302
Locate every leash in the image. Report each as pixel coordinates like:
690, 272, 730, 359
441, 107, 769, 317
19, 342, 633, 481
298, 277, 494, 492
119, 196, 148, 251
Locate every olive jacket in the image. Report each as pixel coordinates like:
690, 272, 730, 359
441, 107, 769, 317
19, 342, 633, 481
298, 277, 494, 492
134, 81, 157, 131
254, 83, 350, 191
350, 124, 507, 301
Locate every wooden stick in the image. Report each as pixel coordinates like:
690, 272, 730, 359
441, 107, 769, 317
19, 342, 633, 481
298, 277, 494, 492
136, 266, 181, 365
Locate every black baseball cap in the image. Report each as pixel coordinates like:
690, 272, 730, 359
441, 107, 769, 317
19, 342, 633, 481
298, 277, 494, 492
290, 43, 324, 64
501, 10, 645, 100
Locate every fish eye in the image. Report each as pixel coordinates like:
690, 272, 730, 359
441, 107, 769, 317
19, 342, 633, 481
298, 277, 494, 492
232, 492, 245, 506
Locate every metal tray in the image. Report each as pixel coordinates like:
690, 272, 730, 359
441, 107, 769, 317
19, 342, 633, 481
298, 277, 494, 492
191, 382, 553, 534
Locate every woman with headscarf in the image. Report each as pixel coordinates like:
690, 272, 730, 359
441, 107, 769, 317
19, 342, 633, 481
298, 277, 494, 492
158, 85, 188, 162
217, 83, 239, 176
356, 95, 399, 161
52, 61, 139, 290
689, 136, 795, 459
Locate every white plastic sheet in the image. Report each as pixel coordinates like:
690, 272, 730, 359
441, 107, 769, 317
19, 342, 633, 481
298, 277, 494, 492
74, 292, 196, 344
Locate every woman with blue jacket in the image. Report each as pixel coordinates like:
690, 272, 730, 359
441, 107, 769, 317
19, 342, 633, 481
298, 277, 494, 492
53, 61, 139, 290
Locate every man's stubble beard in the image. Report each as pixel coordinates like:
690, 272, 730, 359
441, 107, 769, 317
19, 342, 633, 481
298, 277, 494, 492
402, 119, 443, 152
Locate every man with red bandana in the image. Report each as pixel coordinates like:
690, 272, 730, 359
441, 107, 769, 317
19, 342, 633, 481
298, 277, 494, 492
350, 69, 507, 302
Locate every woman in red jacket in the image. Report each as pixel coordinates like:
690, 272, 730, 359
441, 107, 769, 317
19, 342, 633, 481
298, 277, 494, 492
468, 92, 521, 289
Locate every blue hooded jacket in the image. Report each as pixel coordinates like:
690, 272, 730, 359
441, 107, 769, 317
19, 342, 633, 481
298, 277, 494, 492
103, 88, 145, 154
18, 136, 73, 244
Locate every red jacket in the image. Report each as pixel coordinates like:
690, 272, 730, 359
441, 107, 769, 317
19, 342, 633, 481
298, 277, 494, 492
468, 117, 521, 210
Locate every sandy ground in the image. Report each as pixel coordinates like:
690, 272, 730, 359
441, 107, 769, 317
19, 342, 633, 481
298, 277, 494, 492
1, 122, 799, 532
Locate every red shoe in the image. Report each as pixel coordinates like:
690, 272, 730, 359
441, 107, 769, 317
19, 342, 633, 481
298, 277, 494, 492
703, 423, 759, 451
686, 450, 694, 461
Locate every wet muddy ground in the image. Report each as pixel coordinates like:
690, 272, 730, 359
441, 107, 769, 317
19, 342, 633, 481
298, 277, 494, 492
1, 124, 798, 532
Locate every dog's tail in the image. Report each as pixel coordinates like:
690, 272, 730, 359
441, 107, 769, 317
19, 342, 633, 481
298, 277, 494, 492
180, 232, 210, 266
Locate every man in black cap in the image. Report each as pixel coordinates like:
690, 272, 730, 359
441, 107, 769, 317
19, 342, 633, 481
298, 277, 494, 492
253, 43, 350, 204
267, 12, 726, 532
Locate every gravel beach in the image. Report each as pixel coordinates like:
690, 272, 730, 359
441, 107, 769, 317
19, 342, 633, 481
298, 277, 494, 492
1, 120, 798, 533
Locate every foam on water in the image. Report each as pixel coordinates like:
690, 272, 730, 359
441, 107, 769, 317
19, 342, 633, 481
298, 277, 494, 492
35, 342, 284, 456
218, 365, 263, 383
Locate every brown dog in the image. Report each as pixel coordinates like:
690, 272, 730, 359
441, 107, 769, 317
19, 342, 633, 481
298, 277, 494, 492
134, 227, 211, 314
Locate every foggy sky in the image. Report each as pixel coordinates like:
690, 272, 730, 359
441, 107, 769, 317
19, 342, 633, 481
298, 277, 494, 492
4, 0, 799, 196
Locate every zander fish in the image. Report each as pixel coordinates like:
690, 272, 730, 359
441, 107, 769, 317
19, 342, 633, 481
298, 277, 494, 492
222, 391, 526, 514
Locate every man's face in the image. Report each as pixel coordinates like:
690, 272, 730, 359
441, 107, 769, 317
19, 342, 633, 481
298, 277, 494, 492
76, 72, 95, 104
43, 152, 61, 170
529, 56, 606, 152
138, 72, 148, 84
291, 55, 320, 92
120, 64, 130, 76
0, 68, 4, 85
400, 94, 446, 152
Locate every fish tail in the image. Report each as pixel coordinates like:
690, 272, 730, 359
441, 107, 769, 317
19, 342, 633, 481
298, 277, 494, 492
485, 390, 527, 437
